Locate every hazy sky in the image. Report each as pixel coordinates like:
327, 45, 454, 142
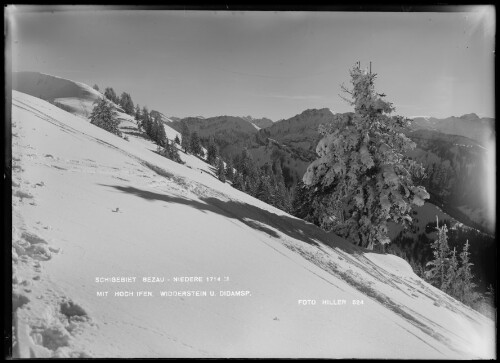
7, 6, 495, 120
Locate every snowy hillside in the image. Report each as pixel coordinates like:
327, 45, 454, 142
11, 90, 495, 358
13, 72, 103, 119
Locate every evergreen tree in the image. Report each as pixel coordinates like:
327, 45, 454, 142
291, 181, 331, 227
181, 135, 190, 153
273, 160, 285, 184
237, 151, 259, 196
256, 176, 273, 204
217, 159, 226, 182
180, 122, 191, 153
443, 247, 460, 298
291, 182, 308, 217
274, 180, 291, 212
261, 162, 273, 177
271, 160, 292, 212
303, 63, 429, 249
425, 217, 450, 290
147, 113, 155, 139
151, 119, 159, 142
119, 92, 135, 115
458, 240, 479, 306
93, 84, 100, 91
273, 181, 284, 210
160, 139, 183, 164
207, 137, 219, 166
268, 173, 278, 206
246, 175, 259, 197
233, 154, 242, 174
423, 222, 481, 307
232, 172, 245, 191
282, 185, 292, 213
174, 135, 180, 145
154, 117, 167, 146
140, 107, 151, 135
240, 149, 255, 179
89, 97, 121, 137
145, 113, 153, 137
225, 160, 234, 181
134, 104, 141, 121
190, 131, 202, 156
104, 87, 119, 104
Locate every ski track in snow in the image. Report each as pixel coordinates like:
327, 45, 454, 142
11, 90, 495, 359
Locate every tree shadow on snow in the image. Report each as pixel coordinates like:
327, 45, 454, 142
99, 183, 465, 350
100, 184, 369, 256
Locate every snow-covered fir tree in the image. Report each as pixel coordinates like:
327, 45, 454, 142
159, 138, 183, 164
134, 104, 141, 122
232, 172, 245, 191
256, 176, 273, 204
444, 247, 460, 298
292, 181, 318, 223
458, 240, 479, 306
119, 92, 135, 115
89, 97, 121, 137
140, 106, 150, 133
245, 177, 258, 197
272, 183, 282, 210
104, 87, 119, 104
225, 160, 234, 181
190, 132, 203, 157
207, 137, 219, 166
425, 218, 450, 290
217, 158, 226, 182
153, 117, 167, 146
180, 122, 191, 153
291, 181, 337, 230
425, 222, 480, 307
302, 64, 429, 249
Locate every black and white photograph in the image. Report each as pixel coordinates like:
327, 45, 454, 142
4, 5, 496, 359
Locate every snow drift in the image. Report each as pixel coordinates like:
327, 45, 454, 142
11, 89, 495, 358
12, 71, 102, 118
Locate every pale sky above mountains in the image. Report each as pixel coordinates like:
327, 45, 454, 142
7, 6, 495, 120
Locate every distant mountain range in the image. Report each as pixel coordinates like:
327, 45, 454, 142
167, 114, 274, 131
410, 114, 494, 146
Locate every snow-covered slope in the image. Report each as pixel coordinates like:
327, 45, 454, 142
117, 112, 214, 178
11, 90, 495, 359
13, 72, 103, 119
